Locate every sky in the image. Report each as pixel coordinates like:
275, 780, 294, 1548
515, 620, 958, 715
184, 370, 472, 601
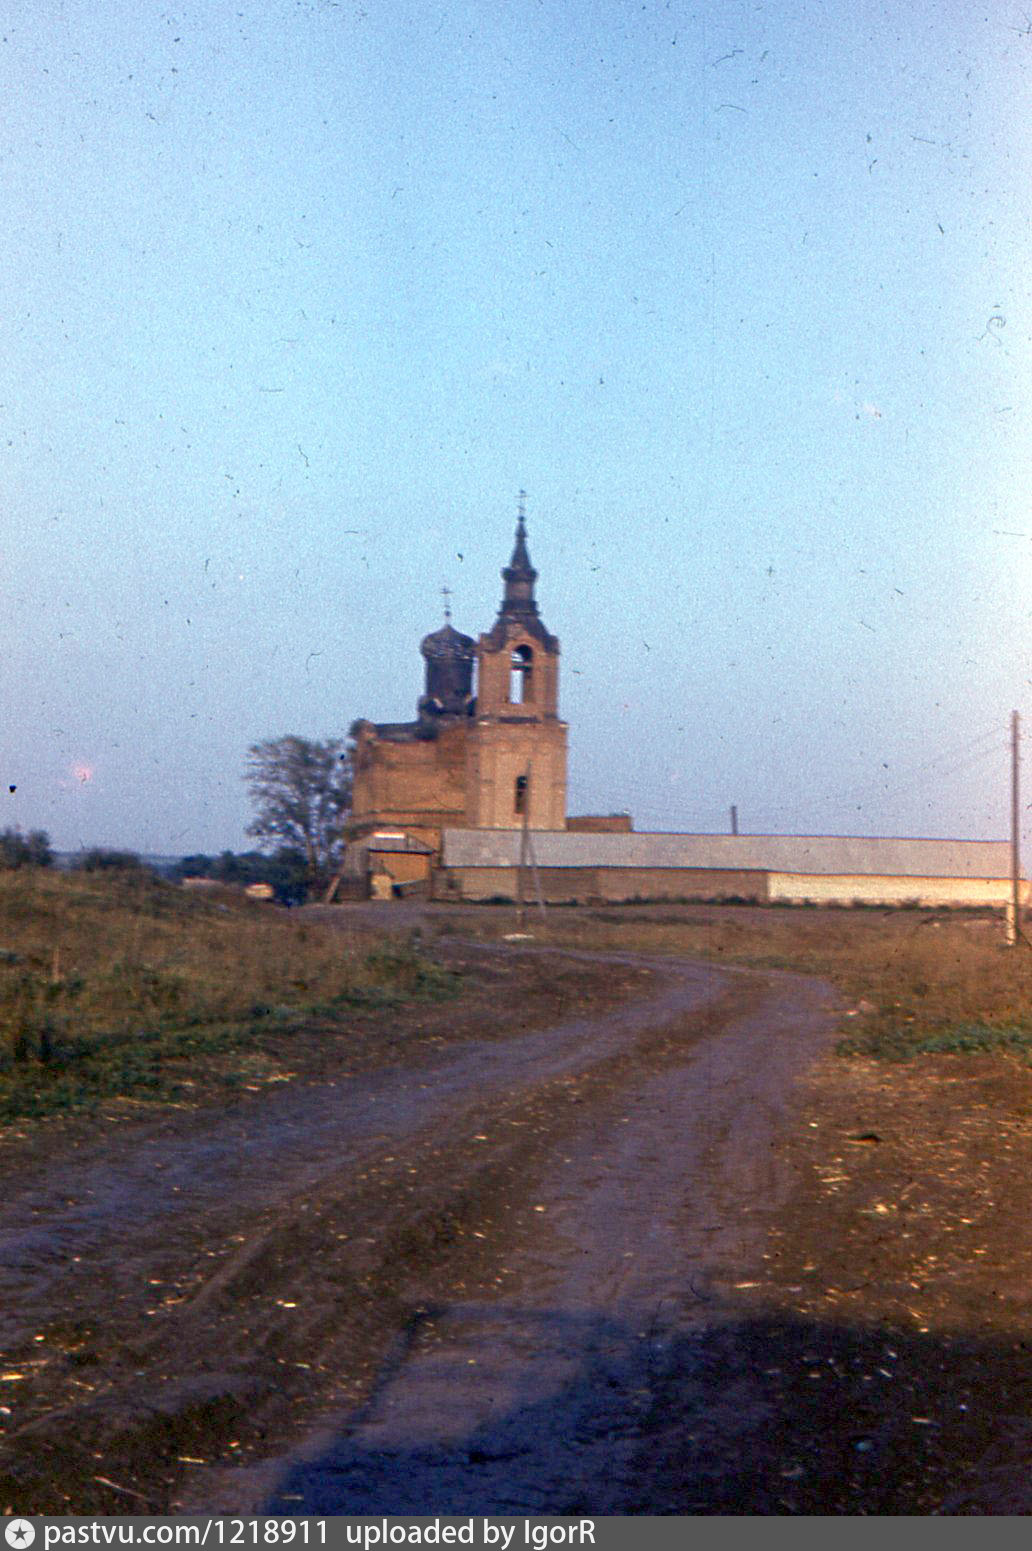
2, 0, 1032, 853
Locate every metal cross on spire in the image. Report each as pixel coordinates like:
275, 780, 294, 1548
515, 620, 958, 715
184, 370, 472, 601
441, 584, 452, 622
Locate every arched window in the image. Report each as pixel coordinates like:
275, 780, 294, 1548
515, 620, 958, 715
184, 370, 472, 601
509, 644, 533, 704
514, 773, 528, 816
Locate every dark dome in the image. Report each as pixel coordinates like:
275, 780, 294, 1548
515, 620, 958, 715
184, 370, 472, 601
418, 619, 476, 721
420, 622, 475, 661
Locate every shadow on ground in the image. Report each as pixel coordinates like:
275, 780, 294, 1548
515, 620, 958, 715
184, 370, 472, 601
259, 1304, 1032, 1516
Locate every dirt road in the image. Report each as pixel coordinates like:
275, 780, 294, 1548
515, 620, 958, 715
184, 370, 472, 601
253, 957, 835, 1516
0, 945, 836, 1514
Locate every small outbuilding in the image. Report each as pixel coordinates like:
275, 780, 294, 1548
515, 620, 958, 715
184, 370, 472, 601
340, 831, 436, 898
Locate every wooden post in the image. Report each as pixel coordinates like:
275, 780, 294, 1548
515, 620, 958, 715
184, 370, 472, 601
1009, 710, 1021, 945
516, 763, 531, 930
526, 826, 547, 920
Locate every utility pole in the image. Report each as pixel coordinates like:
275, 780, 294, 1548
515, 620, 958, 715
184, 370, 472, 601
1009, 710, 1021, 946
516, 797, 527, 931
516, 763, 531, 931
514, 762, 546, 930
527, 826, 547, 920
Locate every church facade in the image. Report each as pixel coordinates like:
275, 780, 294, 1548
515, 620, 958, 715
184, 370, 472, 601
344, 505, 568, 885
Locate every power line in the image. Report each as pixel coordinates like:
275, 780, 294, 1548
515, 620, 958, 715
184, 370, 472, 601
749, 725, 1011, 831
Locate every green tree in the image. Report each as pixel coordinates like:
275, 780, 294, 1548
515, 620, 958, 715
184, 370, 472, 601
0, 828, 54, 869
244, 737, 352, 883
73, 847, 143, 872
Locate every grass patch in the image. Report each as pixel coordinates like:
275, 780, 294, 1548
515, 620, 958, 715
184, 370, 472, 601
0, 870, 459, 1120
442, 901, 1032, 1065
838, 1020, 1032, 1061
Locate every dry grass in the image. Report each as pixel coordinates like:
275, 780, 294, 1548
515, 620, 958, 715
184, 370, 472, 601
0, 868, 456, 1118
5, 875, 1028, 1123
436, 900, 1032, 1060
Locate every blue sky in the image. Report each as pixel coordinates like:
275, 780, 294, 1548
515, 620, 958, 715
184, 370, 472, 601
2, 0, 1031, 852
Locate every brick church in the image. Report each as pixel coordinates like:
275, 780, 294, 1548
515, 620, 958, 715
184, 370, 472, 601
343, 501, 572, 890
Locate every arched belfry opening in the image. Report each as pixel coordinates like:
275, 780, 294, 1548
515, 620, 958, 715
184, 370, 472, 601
509, 644, 534, 705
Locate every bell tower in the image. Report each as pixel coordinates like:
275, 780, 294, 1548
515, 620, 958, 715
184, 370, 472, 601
466, 497, 568, 830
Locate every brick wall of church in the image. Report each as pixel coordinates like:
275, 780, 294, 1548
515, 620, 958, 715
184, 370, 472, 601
464, 719, 567, 830
350, 722, 469, 840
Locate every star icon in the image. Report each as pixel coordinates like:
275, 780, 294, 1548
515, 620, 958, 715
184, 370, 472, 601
5, 1523, 35, 1549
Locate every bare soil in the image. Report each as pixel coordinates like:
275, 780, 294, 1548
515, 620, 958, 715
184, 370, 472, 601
3, 908, 1032, 1516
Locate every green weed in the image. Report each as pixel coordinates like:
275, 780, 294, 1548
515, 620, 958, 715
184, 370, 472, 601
839, 1021, 1032, 1061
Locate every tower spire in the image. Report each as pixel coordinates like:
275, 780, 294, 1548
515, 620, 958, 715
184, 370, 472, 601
503, 490, 537, 606
483, 491, 556, 649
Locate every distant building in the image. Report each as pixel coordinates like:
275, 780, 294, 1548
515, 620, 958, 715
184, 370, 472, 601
342, 502, 1018, 908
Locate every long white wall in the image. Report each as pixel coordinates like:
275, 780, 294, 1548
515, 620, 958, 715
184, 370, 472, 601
767, 873, 1022, 907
